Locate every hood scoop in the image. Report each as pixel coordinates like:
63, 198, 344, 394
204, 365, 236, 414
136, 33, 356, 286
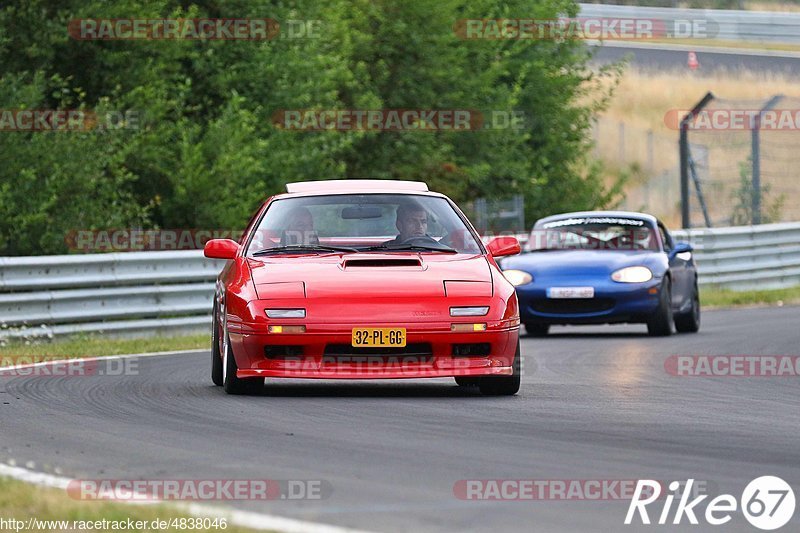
343, 258, 422, 269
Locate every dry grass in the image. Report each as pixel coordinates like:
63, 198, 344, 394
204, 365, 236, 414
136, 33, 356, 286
598, 67, 800, 133
746, 1, 800, 11
671, 0, 800, 11
590, 67, 800, 224
640, 38, 800, 52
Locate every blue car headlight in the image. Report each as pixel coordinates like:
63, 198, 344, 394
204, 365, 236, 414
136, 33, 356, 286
503, 269, 533, 286
611, 266, 653, 283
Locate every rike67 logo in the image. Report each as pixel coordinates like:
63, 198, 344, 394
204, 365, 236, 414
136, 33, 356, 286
626, 477, 795, 530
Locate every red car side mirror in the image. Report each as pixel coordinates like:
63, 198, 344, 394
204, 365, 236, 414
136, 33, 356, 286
204, 239, 239, 260
486, 236, 521, 258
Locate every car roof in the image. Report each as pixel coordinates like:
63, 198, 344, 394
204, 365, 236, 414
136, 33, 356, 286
534, 210, 659, 227
273, 180, 445, 200
285, 179, 428, 194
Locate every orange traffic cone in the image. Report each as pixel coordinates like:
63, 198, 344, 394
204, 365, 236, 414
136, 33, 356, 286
687, 51, 699, 71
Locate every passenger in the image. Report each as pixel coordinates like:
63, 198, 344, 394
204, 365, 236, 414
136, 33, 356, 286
282, 207, 318, 245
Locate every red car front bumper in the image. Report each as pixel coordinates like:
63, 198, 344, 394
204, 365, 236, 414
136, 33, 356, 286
229, 322, 519, 379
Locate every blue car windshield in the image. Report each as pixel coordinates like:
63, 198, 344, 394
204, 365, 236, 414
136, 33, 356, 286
529, 218, 658, 252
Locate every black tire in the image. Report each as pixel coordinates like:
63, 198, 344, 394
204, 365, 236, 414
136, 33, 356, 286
525, 323, 549, 337
223, 332, 263, 395
647, 278, 673, 337
211, 302, 223, 386
478, 340, 521, 396
454, 377, 479, 387
674, 282, 701, 333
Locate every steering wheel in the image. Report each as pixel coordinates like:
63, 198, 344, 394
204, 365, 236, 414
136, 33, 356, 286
399, 235, 439, 245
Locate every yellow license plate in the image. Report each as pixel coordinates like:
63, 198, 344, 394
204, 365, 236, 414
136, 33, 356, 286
351, 328, 406, 347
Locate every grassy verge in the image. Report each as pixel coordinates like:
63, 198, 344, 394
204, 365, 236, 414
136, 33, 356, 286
701, 285, 800, 307
627, 38, 800, 53
0, 334, 207, 365
0, 477, 262, 533
736, 0, 800, 11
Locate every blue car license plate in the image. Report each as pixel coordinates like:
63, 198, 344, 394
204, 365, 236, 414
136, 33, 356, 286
547, 287, 595, 299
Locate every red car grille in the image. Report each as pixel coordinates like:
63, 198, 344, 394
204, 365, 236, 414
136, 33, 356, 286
323, 343, 433, 357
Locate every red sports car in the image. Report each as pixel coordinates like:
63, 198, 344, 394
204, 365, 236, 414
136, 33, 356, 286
204, 180, 522, 395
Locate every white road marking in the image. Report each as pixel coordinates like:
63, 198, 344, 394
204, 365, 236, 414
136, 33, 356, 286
0, 349, 376, 533
0, 458, 373, 533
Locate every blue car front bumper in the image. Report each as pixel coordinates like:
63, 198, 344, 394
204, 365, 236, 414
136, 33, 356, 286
516, 277, 663, 325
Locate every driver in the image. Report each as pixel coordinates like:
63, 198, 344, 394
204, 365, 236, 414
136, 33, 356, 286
386, 201, 429, 245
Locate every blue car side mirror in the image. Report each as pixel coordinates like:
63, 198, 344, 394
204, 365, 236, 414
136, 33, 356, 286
669, 241, 693, 259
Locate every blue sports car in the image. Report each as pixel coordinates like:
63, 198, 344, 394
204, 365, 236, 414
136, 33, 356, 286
500, 211, 699, 336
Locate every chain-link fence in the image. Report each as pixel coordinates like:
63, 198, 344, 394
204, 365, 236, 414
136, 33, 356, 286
594, 95, 800, 229
593, 117, 682, 227
679, 94, 800, 228
463, 195, 526, 235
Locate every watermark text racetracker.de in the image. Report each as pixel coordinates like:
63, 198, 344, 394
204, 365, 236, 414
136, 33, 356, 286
65, 228, 531, 252
454, 17, 718, 40
665, 355, 800, 377
0, 109, 140, 131
0, 517, 228, 532
665, 108, 800, 131
0, 357, 139, 378
454, 479, 715, 501
275, 355, 530, 377
67, 479, 332, 501
271, 109, 526, 131
65, 229, 243, 252
68, 18, 321, 40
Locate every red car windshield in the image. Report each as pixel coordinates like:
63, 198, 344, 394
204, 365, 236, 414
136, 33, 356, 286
246, 193, 483, 254
529, 217, 659, 252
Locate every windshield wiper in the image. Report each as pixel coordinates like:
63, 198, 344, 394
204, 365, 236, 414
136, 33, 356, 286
252, 244, 359, 256
359, 243, 457, 253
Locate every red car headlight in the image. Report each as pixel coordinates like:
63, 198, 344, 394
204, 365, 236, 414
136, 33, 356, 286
265, 308, 306, 318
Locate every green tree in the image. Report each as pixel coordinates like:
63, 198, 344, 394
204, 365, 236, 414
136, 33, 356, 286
0, 0, 622, 255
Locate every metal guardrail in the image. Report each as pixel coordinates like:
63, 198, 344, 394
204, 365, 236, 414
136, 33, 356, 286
1, 222, 798, 338
673, 222, 800, 290
579, 3, 800, 44
0, 251, 224, 339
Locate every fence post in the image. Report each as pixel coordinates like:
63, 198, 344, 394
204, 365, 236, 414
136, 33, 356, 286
680, 92, 714, 229
752, 95, 783, 225
680, 126, 689, 227
752, 121, 760, 225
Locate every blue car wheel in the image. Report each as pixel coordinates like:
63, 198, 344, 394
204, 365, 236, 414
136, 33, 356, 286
674, 281, 700, 333
646, 278, 673, 336
524, 323, 550, 337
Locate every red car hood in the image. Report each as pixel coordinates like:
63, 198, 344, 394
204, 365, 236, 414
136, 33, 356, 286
248, 253, 492, 299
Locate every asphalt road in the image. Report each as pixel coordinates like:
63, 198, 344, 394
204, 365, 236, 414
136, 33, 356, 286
2, 305, 799, 532
590, 43, 800, 77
